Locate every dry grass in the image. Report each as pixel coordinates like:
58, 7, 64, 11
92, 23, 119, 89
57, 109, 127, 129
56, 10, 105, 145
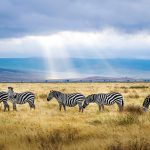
0, 83, 150, 150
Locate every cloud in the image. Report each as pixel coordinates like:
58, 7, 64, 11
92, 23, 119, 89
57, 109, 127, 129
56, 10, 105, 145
0, 28, 150, 59
1, 0, 150, 38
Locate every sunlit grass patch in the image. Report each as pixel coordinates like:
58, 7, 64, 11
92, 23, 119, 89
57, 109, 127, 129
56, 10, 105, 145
0, 83, 150, 150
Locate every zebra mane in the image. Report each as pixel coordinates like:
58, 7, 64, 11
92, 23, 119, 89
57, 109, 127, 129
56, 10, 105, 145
51, 90, 62, 98
86, 94, 96, 102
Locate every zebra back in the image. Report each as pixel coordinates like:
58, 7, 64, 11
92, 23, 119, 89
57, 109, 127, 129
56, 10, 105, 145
105, 92, 124, 106
12, 92, 35, 104
0, 92, 8, 102
48, 91, 85, 106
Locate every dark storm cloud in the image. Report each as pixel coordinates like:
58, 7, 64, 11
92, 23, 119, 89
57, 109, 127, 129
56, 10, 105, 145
0, 0, 150, 38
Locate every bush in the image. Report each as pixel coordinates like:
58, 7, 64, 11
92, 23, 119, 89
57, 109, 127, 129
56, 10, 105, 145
129, 86, 149, 89
39, 94, 47, 99
124, 89, 129, 93
127, 93, 140, 99
125, 105, 143, 115
36, 126, 80, 149
118, 114, 139, 125
108, 138, 150, 150
88, 119, 102, 125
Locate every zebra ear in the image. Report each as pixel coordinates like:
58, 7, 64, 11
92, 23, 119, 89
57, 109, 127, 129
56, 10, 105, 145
8, 87, 13, 90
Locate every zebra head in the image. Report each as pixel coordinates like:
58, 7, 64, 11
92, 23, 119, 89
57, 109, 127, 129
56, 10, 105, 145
47, 90, 54, 101
7, 87, 14, 99
47, 90, 61, 101
82, 95, 91, 108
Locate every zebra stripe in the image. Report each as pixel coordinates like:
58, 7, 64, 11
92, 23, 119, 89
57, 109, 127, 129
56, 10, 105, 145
143, 96, 150, 111
47, 90, 85, 112
0, 92, 9, 111
83, 92, 124, 112
8, 87, 35, 110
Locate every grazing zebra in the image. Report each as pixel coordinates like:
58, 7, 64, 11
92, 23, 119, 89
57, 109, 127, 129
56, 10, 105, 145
83, 92, 124, 112
143, 95, 150, 112
7, 87, 35, 110
0, 92, 9, 111
47, 90, 85, 112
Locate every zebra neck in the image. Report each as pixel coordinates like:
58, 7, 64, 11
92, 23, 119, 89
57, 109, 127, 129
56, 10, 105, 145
55, 93, 63, 103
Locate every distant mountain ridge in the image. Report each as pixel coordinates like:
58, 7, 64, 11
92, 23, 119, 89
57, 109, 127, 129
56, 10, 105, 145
0, 58, 150, 82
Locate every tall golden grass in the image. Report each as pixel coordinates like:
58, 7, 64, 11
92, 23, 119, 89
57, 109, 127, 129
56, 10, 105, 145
0, 83, 150, 150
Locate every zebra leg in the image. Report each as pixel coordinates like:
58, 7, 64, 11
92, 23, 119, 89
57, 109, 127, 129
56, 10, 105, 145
7, 103, 10, 111
79, 106, 84, 113
59, 104, 62, 111
98, 105, 101, 111
116, 101, 124, 112
63, 104, 66, 111
13, 103, 17, 111
118, 105, 123, 112
32, 104, 35, 109
78, 103, 83, 112
102, 104, 104, 111
81, 107, 84, 113
3, 101, 9, 112
28, 102, 35, 110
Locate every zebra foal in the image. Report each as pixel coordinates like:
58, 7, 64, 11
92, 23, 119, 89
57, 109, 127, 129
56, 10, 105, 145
47, 90, 85, 112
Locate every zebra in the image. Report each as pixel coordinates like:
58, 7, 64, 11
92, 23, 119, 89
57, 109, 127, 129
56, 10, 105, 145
47, 90, 85, 112
83, 92, 124, 112
7, 87, 35, 110
0, 92, 9, 111
143, 95, 150, 112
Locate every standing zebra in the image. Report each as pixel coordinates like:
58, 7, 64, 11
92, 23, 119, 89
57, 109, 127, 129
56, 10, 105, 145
7, 87, 35, 110
83, 92, 124, 112
0, 92, 9, 111
143, 95, 150, 112
47, 90, 85, 112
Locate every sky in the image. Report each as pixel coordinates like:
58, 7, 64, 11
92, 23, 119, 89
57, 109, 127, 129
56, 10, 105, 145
0, 0, 150, 78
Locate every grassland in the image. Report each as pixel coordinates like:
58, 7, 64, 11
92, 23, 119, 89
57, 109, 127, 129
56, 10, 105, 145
0, 83, 150, 150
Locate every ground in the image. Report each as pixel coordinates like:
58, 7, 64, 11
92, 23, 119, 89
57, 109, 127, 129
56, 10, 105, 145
0, 83, 150, 150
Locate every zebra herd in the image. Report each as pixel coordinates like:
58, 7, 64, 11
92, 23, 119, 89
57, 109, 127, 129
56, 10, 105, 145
0, 87, 150, 112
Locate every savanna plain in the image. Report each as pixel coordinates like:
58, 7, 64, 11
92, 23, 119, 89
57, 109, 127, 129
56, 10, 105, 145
0, 83, 150, 150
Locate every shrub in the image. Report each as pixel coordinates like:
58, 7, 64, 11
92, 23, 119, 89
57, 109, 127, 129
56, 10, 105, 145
127, 93, 140, 99
108, 138, 150, 150
125, 105, 143, 115
0, 144, 5, 150
118, 114, 139, 125
37, 126, 80, 150
88, 119, 102, 125
120, 86, 128, 89
124, 89, 129, 93
129, 86, 149, 89
39, 94, 47, 99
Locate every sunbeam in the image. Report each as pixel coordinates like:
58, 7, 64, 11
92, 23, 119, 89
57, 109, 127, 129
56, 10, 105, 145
1, 29, 150, 79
